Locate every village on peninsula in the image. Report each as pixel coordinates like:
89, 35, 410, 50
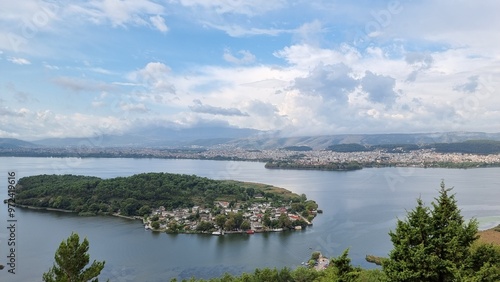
143, 197, 320, 235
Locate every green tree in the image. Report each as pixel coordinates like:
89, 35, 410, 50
151, 221, 160, 229
240, 220, 251, 231
311, 251, 321, 261
383, 181, 479, 281
42, 233, 106, 282
224, 218, 236, 231
215, 214, 227, 229
330, 248, 360, 282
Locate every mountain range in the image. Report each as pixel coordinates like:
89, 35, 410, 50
2, 127, 500, 150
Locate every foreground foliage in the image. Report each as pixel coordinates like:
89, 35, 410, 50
383, 181, 500, 281
43, 233, 106, 282
170, 250, 385, 282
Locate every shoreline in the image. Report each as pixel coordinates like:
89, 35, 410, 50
12, 203, 142, 221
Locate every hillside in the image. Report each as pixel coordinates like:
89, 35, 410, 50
14, 173, 303, 216
0, 138, 39, 148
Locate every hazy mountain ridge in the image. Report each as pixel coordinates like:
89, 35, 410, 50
3, 130, 500, 150
228, 132, 500, 150
0, 138, 40, 148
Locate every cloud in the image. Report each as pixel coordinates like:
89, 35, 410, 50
189, 99, 248, 116
5, 83, 36, 103
360, 71, 398, 105
0, 106, 26, 117
245, 100, 278, 117
8, 57, 31, 65
361, 71, 398, 105
294, 20, 325, 46
92, 0, 164, 26
293, 63, 359, 103
52, 76, 115, 92
202, 22, 289, 37
178, 0, 286, 17
129, 62, 176, 94
119, 102, 149, 113
149, 15, 168, 33
453, 75, 479, 93
223, 49, 256, 64
405, 52, 433, 82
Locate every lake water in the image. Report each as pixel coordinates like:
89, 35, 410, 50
0, 157, 499, 281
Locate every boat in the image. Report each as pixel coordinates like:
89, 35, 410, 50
212, 230, 224, 235
246, 230, 255, 234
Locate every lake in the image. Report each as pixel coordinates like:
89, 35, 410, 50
1, 157, 499, 281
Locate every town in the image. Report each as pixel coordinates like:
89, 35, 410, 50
2, 146, 500, 169
143, 198, 319, 234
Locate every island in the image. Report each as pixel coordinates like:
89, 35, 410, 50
13, 173, 319, 234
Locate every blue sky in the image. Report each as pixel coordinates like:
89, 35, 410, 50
1, 0, 499, 140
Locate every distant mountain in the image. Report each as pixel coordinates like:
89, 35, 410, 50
0, 138, 39, 148
16, 131, 500, 150
227, 132, 500, 150
32, 126, 260, 148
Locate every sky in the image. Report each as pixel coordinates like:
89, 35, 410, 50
1, 0, 499, 140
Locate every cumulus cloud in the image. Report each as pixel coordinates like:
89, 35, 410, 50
293, 63, 358, 104
129, 62, 176, 94
223, 49, 256, 64
360, 71, 398, 105
189, 99, 248, 116
405, 52, 433, 82
453, 75, 479, 93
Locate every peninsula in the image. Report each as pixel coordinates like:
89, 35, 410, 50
13, 173, 319, 234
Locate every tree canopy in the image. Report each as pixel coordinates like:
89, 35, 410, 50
42, 233, 106, 282
15, 173, 302, 216
383, 181, 499, 281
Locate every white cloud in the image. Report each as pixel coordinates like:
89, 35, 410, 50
178, 0, 286, 17
8, 57, 31, 65
120, 102, 149, 113
189, 99, 248, 116
128, 62, 176, 94
150, 15, 168, 33
223, 49, 255, 64
86, 0, 165, 27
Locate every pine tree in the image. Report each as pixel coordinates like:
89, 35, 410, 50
330, 248, 360, 282
383, 181, 478, 282
43, 233, 106, 282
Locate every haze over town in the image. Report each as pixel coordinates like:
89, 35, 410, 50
1, 1, 500, 141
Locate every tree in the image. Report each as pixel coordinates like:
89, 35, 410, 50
383, 181, 479, 281
214, 214, 227, 229
43, 233, 106, 282
240, 220, 251, 231
151, 221, 160, 230
224, 218, 236, 231
330, 249, 360, 282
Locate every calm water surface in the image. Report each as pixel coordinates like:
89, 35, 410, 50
0, 157, 499, 281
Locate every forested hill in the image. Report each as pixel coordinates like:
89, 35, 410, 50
14, 173, 302, 216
